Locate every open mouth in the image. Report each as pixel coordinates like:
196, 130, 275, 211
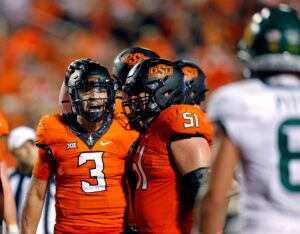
87, 104, 102, 112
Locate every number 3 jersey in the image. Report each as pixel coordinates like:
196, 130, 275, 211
33, 113, 139, 233
133, 105, 213, 234
207, 78, 300, 233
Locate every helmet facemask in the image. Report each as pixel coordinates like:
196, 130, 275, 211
71, 83, 113, 122
123, 91, 150, 124
67, 68, 116, 122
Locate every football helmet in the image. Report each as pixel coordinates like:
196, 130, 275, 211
175, 60, 207, 105
238, 4, 300, 76
112, 47, 160, 90
122, 58, 185, 129
65, 58, 117, 122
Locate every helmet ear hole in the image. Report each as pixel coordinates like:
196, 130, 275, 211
163, 91, 170, 97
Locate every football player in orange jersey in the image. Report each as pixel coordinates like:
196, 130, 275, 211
56, 48, 158, 233
0, 112, 19, 234
112, 47, 159, 233
22, 58, 139, 234
122, 58, 213, 234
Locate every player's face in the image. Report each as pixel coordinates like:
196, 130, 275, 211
122, 91, 150, 125
79, 86, 108, 114
135, 92, 149, 110
124, 91, 148, 112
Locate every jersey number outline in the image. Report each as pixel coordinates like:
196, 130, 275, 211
183, 112, 199, 128
278, 118, 300, 192
78, 152, 106, 193
132, 145, 148, 190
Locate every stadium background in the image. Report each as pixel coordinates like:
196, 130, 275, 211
0, 0, 299, 167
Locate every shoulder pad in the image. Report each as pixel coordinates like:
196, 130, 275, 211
35, 114, 62, 147
153, 105, 213, 144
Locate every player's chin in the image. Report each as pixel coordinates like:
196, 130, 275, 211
86, 111, 105, 122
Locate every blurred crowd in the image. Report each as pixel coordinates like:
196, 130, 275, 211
0, 0, 299, 167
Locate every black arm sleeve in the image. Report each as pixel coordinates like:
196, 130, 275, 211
183, 167, 211, 208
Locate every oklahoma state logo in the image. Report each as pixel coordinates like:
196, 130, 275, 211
182, 66, 198, 81
149, 64, 174, 78
124, 52, 147, 66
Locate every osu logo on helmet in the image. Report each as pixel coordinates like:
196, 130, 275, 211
181, 66, 199, 81
149, 64, 174, 78
124, 52, 147, 66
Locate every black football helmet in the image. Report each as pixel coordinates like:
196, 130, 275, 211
238, 4, 300, 77
112, 47, 160, 90
175, 60, 207, 105
122, 58, 186, 129
65, 58, 117, 122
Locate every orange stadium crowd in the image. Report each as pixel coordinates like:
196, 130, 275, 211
0, 0, 298, 168
0, 1, 299, 234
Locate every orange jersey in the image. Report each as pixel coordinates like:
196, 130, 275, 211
33, 113, 139, 233
0, 153, 3, 162
108, 98, 139, 229
114, 98, 130, 129
114, 97, 134, 130
132, 105, 213, 234
114, 97, 123, 115
115, 97, 139, 228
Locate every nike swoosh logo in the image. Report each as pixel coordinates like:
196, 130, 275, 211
100, 141, 112, 146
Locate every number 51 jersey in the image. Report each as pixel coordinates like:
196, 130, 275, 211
207, 78, 300, 232
33, 113, 139, 233
133, 105, 213, 234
